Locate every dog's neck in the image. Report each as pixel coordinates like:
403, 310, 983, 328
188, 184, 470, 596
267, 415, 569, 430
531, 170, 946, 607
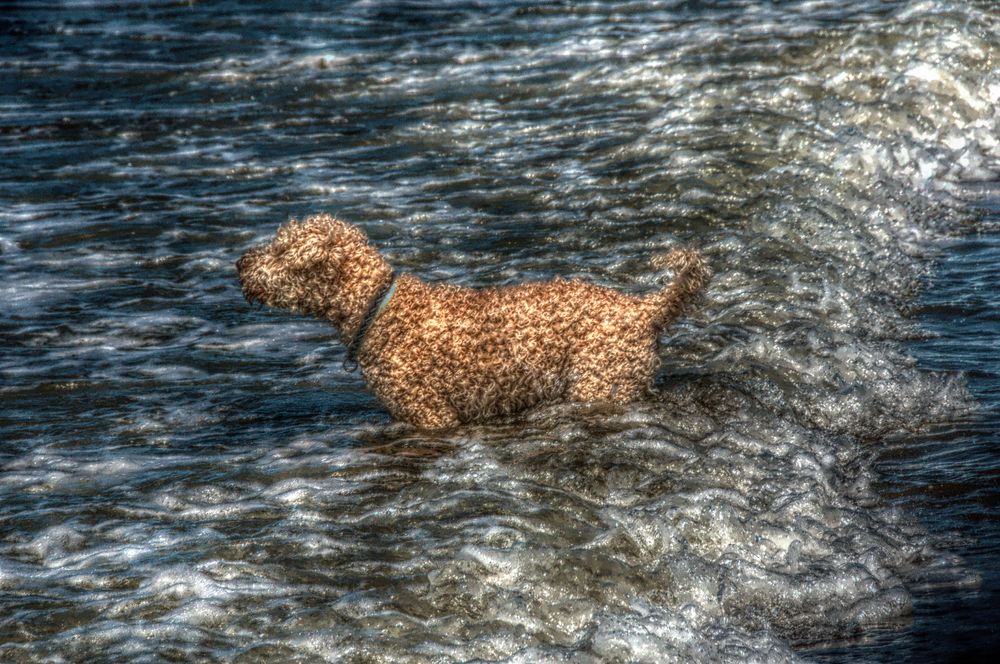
337, 264, 395, 341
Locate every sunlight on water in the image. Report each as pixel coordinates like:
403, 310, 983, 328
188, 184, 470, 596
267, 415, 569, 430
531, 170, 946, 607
1, 0, 998, 661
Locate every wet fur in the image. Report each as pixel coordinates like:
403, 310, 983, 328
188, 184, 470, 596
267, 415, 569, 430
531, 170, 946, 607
236, 214, 710, 429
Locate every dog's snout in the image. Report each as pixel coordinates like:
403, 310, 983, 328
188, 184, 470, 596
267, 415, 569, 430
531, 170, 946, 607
235, 251, 256, 276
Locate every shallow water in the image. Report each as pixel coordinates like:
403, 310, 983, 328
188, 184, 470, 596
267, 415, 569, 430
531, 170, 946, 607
2, 1, 999, 661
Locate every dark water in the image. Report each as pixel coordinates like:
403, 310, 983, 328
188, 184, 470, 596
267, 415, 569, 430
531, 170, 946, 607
2, 1, 999, 661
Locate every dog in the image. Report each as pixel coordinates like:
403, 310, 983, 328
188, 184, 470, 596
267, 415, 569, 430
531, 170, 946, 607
236, 214, 709, 428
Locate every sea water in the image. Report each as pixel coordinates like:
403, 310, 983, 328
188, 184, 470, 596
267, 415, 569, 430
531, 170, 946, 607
1, 1, 998, 661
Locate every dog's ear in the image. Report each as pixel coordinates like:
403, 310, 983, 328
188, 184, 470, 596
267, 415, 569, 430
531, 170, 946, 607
286, 244, 325, 271
282, 215, 367, 272
286, 231, 341, 272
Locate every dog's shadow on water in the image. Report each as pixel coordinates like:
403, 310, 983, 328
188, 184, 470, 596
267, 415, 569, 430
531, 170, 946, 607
353, 401, 631, 458
349, 375, 735, 487
354, 426, 461, 460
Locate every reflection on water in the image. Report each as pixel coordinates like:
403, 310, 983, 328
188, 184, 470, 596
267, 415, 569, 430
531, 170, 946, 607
1, 0, 999, 661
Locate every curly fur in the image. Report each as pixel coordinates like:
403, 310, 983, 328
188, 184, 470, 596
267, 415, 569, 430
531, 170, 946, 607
236, 214, 710, 429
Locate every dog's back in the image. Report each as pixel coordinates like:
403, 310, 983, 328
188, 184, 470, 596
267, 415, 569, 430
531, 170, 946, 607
358, 252, 708, 427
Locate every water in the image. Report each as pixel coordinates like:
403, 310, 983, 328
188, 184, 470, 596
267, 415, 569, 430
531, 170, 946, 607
2, 1, 999, 661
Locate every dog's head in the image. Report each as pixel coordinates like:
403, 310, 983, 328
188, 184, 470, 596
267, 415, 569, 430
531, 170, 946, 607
236, 214, 391, 328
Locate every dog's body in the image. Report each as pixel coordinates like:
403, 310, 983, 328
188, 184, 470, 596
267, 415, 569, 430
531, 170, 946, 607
237, 214, 709, 428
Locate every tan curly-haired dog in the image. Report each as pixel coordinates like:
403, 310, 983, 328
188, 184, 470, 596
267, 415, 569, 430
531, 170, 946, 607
236, 214, 710, 428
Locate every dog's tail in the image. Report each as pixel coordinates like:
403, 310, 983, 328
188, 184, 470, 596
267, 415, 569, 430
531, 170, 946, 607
646, 248, 710, 329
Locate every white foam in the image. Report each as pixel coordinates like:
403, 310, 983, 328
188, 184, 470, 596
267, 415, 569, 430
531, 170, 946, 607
2, 1, 996, 661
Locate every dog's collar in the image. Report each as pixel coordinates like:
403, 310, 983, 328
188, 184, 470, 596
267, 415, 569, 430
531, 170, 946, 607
343, 274, 397, 373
